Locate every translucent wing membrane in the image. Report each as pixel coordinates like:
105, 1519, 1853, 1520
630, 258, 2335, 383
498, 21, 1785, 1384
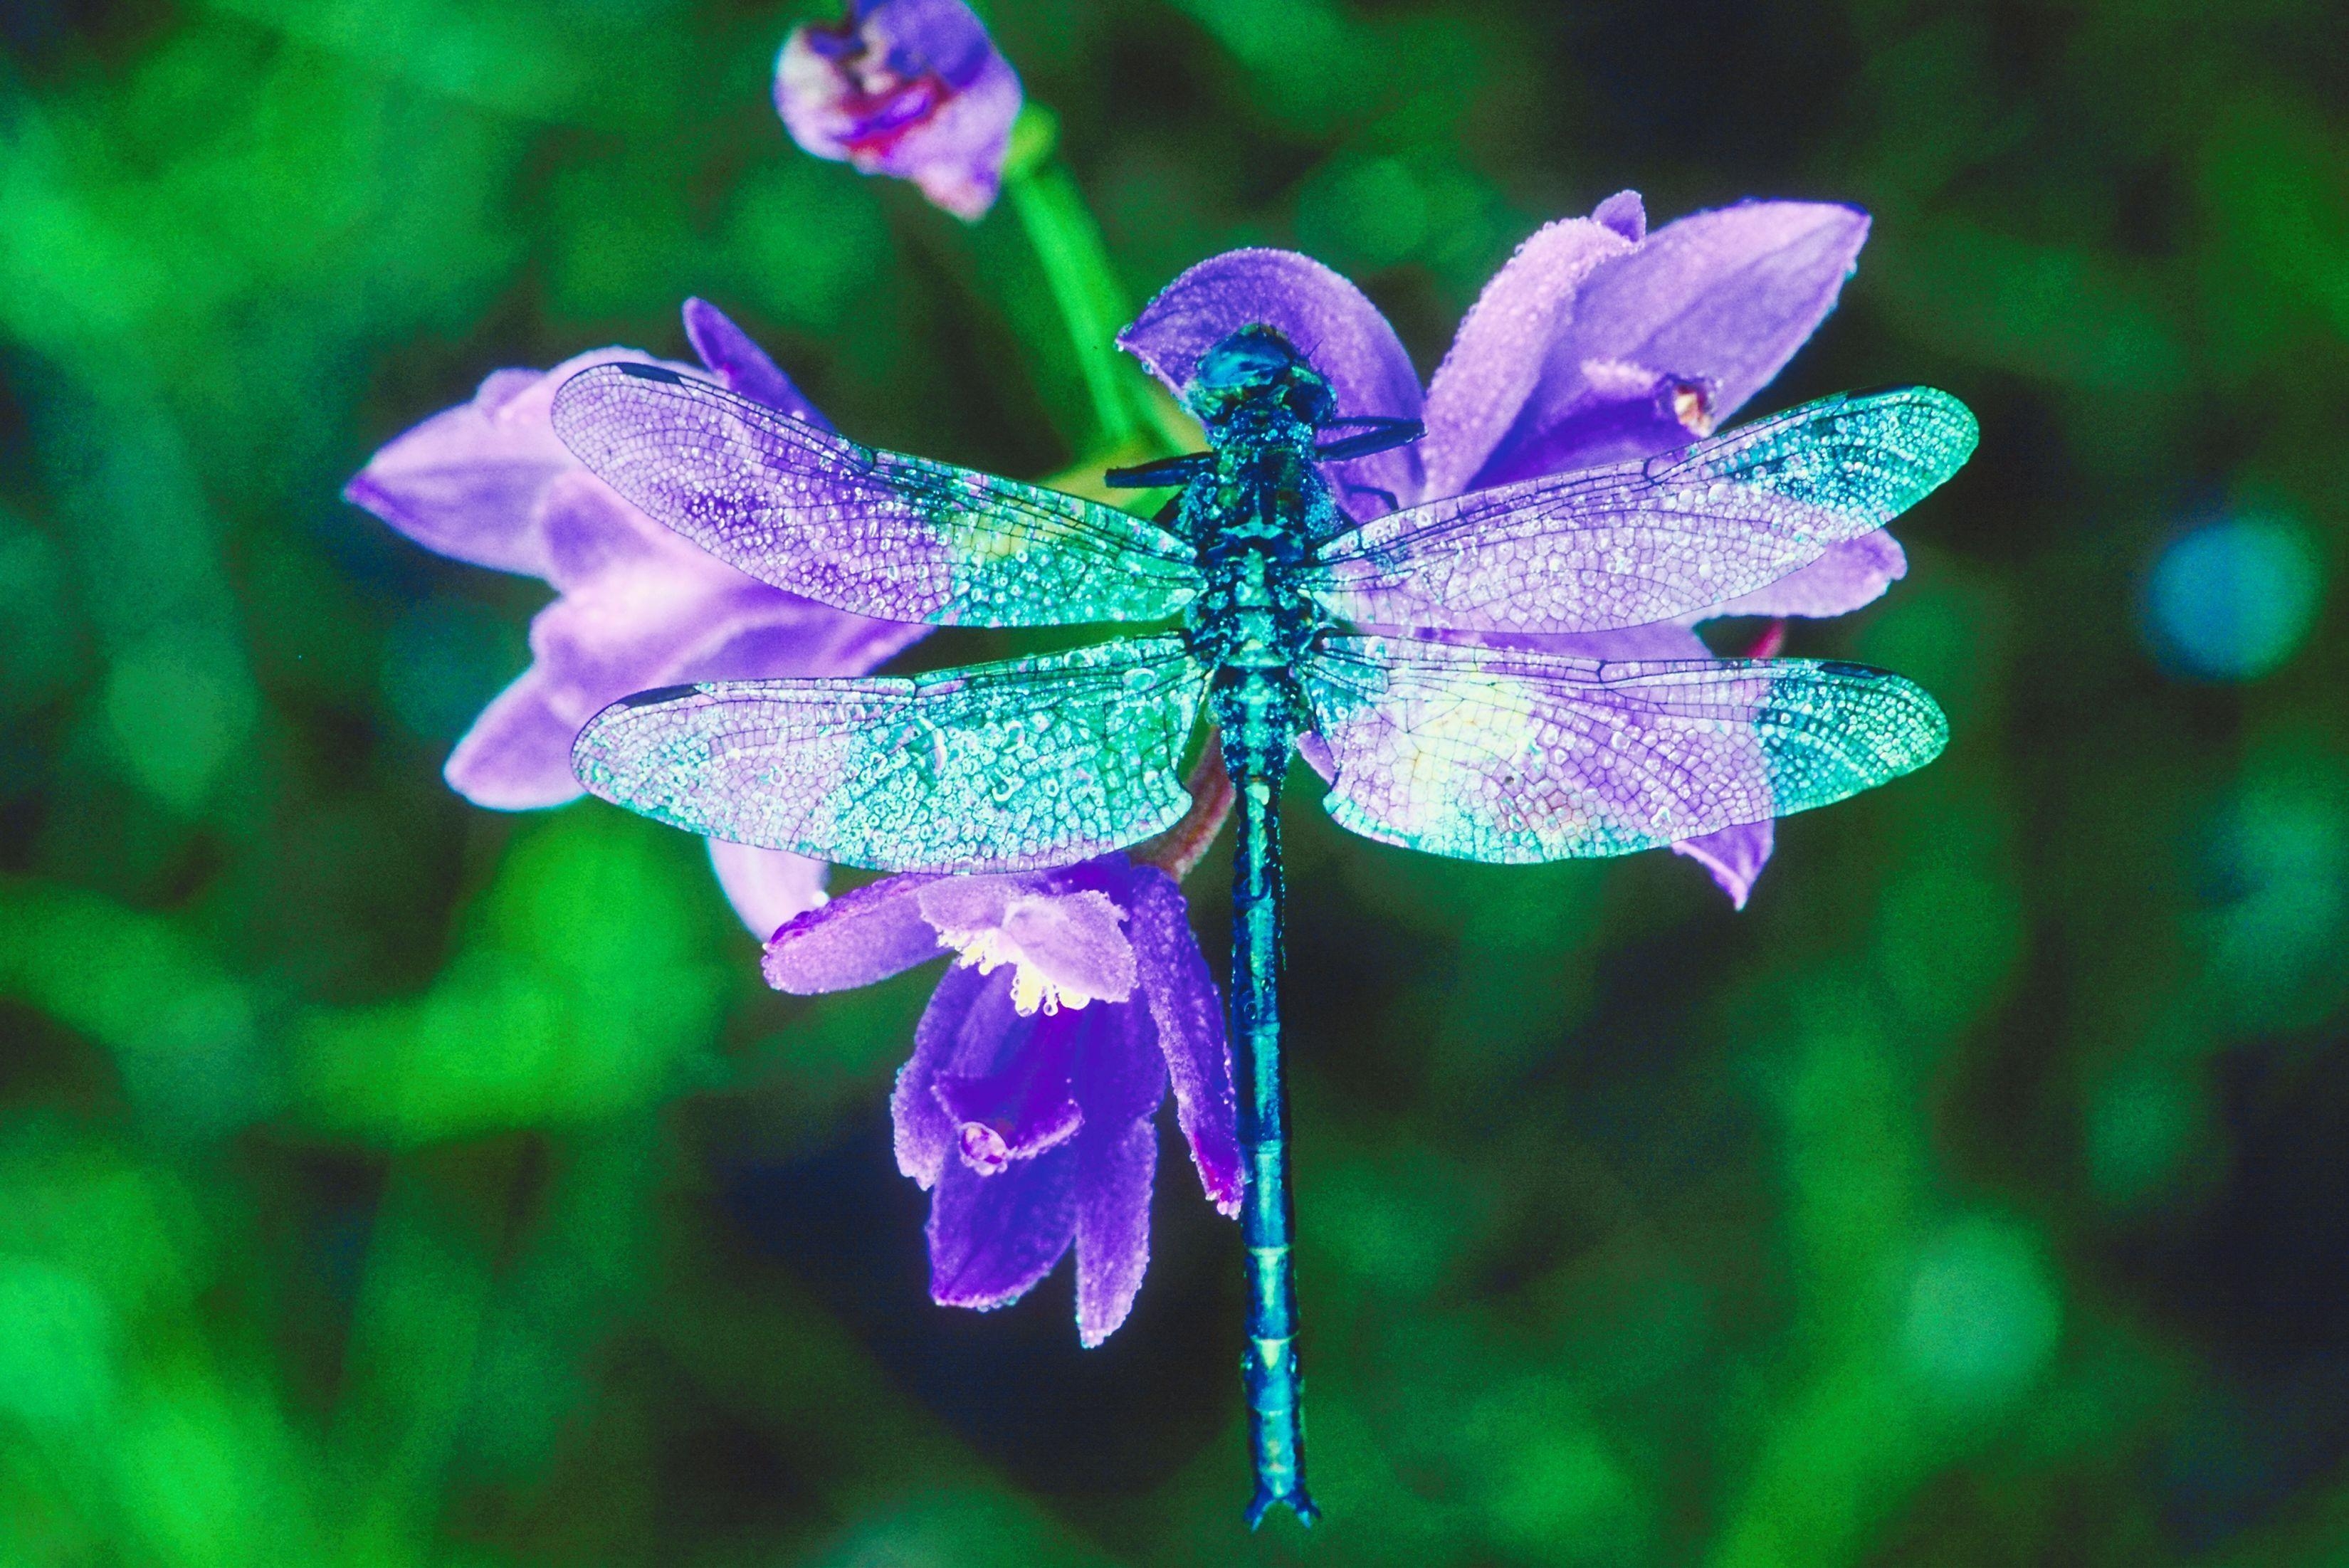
1303, 388, 1976, 632
1303, 635, 1947, 864
573, 636, 1210, 872
552, 364, 1204, 628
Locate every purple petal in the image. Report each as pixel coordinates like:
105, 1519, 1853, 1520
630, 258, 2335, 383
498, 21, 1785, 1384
517, 571, 769, 718
708, 840, 829, 940
1591, 189, 1646, 243
680, 592, 930, 685
444, 667, 587, 810
1695, 530, 1907, 621
509, 549, 908, 813
347, 348, 690, 577
1001, 893, 1136, 1001
934, 1075, 1082, 1174
1068, 991, 1167, 1132
682, 298, 834, 429
1464, 201, 1871, 485
536, 470, 669, 593
1120, 248, 1426, 514
1125, 869, 1241, 1215
891, 960, 993, 1185
1672, 819, 1774, 910
764, 871, 947, 994
933, 1005, 1085, 1174
1073, 1118, 1156, 1346
911, 876, 1138, 1011
1298, 730, 1339, 784
774, 0, 1021, 221
1419, 212, 1635, 498
927, 1140, 1078, 1310
859, 0, 1002, 87
908, 873, 1020, 932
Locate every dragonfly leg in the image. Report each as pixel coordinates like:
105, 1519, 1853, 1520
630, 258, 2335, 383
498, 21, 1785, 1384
1313, 415, 1424, 461
1104, 451, 1212, 489
1230, 764, 1319, 1527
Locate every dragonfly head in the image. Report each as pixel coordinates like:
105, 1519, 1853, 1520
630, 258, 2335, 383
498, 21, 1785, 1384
1187, 326, 1337, 430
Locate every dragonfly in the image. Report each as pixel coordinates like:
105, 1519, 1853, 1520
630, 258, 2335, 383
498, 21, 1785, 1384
548, 326, 1974, 1526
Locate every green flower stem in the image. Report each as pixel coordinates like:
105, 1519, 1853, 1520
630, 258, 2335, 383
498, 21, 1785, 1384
1002, 105, 1194, 457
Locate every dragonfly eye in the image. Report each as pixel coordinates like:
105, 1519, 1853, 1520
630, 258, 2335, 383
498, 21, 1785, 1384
1189, 326, 1339, 430
1283, 377, 1336, 425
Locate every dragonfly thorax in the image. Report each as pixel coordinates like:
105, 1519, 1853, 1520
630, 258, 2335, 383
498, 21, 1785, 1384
1177, 329, 1338, 681
1178, 329, 1348, 567
1178, 329, 1342, 777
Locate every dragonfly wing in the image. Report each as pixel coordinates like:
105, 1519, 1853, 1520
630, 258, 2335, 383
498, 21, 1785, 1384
573, 634, 1210, 873
1303, 387, 1975, 632
1303, 634, 1946, 864
551, 364, 1204, 628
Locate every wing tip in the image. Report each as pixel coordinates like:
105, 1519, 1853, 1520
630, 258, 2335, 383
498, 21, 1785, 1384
1844, 384, 1981, 468
1812, 660, 1952, 769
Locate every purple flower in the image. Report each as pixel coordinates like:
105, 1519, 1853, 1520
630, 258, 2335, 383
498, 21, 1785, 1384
1120, 191, 1893, 907
347, 299, 927, 935
776, 0, 1022, 221
764, 851, 1240, 1345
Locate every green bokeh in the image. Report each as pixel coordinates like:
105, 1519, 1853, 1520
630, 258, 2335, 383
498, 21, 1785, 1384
1, 1, 2346, 1564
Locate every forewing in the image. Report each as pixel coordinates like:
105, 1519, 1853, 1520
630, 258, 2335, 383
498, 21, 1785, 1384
1303, 634, 1945, 864
573, 635, 1210, 872
551, 364, 1202, 627
1303, 387, 1975, 632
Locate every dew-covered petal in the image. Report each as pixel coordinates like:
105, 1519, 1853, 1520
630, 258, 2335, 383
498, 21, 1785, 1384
933, 1006, 1085, 1175
999, 890, 1137, 1004
1695, 530, 1907, 621
764, 870, 948, 994
443, 665, 589, 810
1591, 189, 1646, 242
776, 0, 1022, 221
888, 959, 993, 1184
934, 1075, 1083, 1174
537, 470, 668, 593
683, 298, 834, 429
347, 348, 688, 577
1298, 730, 1339, 784
1420, 210, 1636, 498
1468, 202, 1871, 485
680, 591, 932, 685
1672, 819, 1774, 910
910, 874, 1018, 934
525, 549, 906, 809
927, 1140, 1078, 1310
1074, 1118, 1157, 1346
1068, 989, 1167, 1132
708, 840, 830, 940
918, 879, 1137, 1012
1125, 868, 1240, 1214
1120, 248, 1425, 512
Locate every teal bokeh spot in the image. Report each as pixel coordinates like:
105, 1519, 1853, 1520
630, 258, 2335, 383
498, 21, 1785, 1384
1901, 1216, 2063, 1409
2142, 516, 2323, 681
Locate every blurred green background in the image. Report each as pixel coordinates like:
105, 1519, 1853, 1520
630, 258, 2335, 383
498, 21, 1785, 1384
2, 0, 2346, 1562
